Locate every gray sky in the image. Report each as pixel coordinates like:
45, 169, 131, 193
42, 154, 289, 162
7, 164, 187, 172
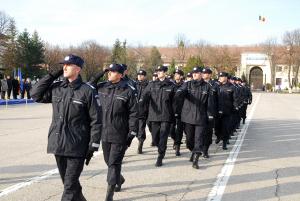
1, 0, 300, 47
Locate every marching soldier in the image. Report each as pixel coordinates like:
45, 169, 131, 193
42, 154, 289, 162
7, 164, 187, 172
217, 72, 239, 150
170, 69, 185, 156
174, 66, 214, 169
31, 54, 102, 201
136, 69, 149, 154
202, 67, 218, 158
96, 64, 138, 201
139, 66, 176, 167
241, 80, 252, 124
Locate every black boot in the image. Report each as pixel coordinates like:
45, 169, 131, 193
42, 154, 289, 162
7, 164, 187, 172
222, 140, 228, 150
189, 153, 195, 162
203, 146, 209, 158
175, 145, 181, 156
105, 185, 115, 201
155, 153, 164, 167
137, 140, 144, 154
242, 118, 245, 124
192, 153, 200, 169
115, 175, 125, 192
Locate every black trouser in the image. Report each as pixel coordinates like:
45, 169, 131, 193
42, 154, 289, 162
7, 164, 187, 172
220, 115, 232, 141
13, 89, 18, 99
170, 118, 184, 145
215, 117, 222, 140
240, 104, 247, 119
204, 119, 214, 147
184, 123, 206, 154
146, 120, 152, 133
151, 121, 171, 156
7, 88, 12, 99
55, 155, 85, 201
137, 119, 147, 142
102, 141, 126, 185
1, 91, 5, 99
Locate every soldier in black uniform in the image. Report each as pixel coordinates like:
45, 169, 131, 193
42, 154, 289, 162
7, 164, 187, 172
241, 80, 252, 124
174, 67, 214, 169
185, 72, 193, 81
139, 66, 176, 167
202, 67, 218, 158
229, 76, 243, 134
170, 69, 185, 156
136, 69, 148, 154
31, 54, 102, 201
217, 72, 239, 150
12, 76, 20, 99
96, 64, 138, 201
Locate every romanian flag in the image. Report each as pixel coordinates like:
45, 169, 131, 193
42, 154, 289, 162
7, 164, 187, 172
259, 15, 266, 22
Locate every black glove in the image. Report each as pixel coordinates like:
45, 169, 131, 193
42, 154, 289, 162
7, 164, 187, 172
88, 69, 109, 86
208, 116, 214, 127
248, 100, 252, 105
126, 131, 136, 147
50, 69, 63, 79
174, 114, 180, 119
85, 150, 94, 166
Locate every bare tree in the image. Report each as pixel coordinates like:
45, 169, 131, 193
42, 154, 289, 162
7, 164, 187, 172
292, 29, 300, 88
175, 33, 188, 66
193, 39, 209, 62
44, 43, 65, 72
261, 38, 278, 88
283, 31, 296, 90
78, 40, 110, 81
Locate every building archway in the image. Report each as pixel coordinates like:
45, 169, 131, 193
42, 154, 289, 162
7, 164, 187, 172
249, 66, 263, 90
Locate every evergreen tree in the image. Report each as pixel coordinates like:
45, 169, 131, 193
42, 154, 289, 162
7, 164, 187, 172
184, 56, 204, 74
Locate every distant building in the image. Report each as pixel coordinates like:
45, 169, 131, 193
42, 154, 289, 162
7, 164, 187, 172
237, 52, 300, 90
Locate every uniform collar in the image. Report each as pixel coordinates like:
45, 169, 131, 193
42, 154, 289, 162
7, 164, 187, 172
105, 80, 128, 89
61, 75, 83, 89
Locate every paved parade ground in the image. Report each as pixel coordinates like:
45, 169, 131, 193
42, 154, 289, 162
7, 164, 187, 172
1, 93, 300, 201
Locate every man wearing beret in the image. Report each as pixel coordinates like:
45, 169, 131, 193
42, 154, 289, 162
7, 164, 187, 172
202, 67, 218, 158
217, 72, 239, 150
170, 69, 185, 156
174, 66, 214, 169
139, 65, 176, 167
136, 69, 149, 154
96, 63, 138, 201
31, 54, 102, 201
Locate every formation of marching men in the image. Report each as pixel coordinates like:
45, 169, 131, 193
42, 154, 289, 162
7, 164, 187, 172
31, 54, 252, 201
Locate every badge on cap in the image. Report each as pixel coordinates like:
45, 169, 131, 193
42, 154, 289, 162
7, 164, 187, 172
109, 64, 114, 68
193, 67, 197, 70
64, 56, 70, 61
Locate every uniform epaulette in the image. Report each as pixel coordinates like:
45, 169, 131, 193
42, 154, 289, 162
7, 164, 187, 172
97, 81, 107, 88
85, 82, 96, 89
128, 84, 136, 91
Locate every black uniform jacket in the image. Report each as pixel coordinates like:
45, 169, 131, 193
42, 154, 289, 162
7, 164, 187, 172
174, 79, 214, 126
97, 80, 138, 144
31, 74, 102, 157
217, 82, 239, 116
139, 78, 175, 122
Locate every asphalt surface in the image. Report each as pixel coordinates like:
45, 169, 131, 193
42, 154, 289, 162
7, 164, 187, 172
0, 93, 299, 201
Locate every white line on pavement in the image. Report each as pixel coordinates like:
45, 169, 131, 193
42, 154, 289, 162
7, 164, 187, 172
0, 150, 103, 198
206, 93, 261, 201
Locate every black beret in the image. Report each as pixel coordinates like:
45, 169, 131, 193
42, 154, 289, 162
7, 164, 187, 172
108, 63, 125, 74
137, 69, 147, 76
59, 54, 84, 68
